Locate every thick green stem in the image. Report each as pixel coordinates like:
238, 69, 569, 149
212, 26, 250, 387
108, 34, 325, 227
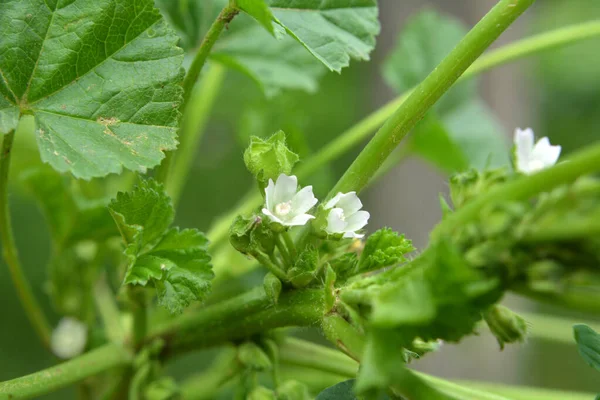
203, 15, 600, 251
168, 64, 226, 204
327, 0, 535, 199
0, 130, 51, 348
0, 344, 132, 399
156, 4, 238, 187
434, 141, 600, 236
154, 288, 323, 358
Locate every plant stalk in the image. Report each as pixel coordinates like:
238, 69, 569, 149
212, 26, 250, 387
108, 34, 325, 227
0, 130, 51, 348
0, 344, 132, 399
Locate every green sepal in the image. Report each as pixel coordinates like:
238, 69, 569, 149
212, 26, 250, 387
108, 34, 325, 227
358, 228, 415, 273
483, 305, 528, 349
263, 272, 282, 305
247, 386, 276, 400
144, 376, 181, 400
238, 342, 273, 371
287, 247, 318, 288
230, 214, 276, 255
243, 131, 299, 187
278, 380, 311, 400
449, 168, 510, 208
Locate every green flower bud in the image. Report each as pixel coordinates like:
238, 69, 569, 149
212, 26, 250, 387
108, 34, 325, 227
229, 215, 275, 255
483, 305, 528, 349
287, 247, 318, 288
248, 386, 276, 400
278, 380, 311, 400
238, 342, 272, 371
263, 272, 282, 305
243, 131, 299, 188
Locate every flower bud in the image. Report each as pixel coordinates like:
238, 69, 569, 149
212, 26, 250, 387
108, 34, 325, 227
263, 272, 282, 305
483, 305, 528, 349
51, 317, 88, 359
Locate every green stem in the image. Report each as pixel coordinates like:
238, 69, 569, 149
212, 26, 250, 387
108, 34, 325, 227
205, 18, 600, 250
94, 277, 125, 344
448, 380, 596, 400
274, 234, 293, 267
282, 231, 297, 258
154, 288, 323, 358
505, 311, 600, 345
128, 288, 147, 348
156, 3, 238, 187
434, 141, 600, 236
0, 130, 51, 348
180, 347, 242, 400
279, 337, 358, 378
0, 344, 132, 400
327, 0, 535, 199
253, 251, 288, 281
168, 64, 227, 204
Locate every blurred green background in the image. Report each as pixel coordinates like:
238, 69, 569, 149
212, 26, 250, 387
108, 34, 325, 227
1, 0, 599, 398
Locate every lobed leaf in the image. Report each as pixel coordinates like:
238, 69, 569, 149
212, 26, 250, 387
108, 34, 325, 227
0, 0, 184, 178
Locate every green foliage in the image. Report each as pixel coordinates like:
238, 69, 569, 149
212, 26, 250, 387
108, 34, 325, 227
483, 305, 528, 349
357, 228, 415, 274
236, 0, 275, 35
574, 324, 600, 372
244, 131, 299, 185
109, 180, 212, 314
278, 380, 311, 400
0, 0, 183, 178
238, 342, 273, 371
263, 272, 282, 304
229, 214, 275, 255
316, 380, 357, 400
144, 377, 181, 400
382, 9, 508, 173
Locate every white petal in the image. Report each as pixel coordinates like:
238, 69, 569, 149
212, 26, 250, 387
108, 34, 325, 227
514, 128, 534, 172
343, 231, 364, 239
273, 174, 298, 205
335, 192, 362, 215
262, 208, 283, 224
324, 192, 344, 210
264, 179, 276, 211
344, 210, 370, 232
531, 137, 561, 167
285, 213, 315, 226
326, 208, 346, 234
290, 186, 318, 216
51, 317, 87, 359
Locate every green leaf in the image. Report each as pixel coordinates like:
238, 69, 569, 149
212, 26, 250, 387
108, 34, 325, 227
315, 380, 358, 400
0, 0, 184, 178
212, 17, 326, 97
382, 9, 509, 173
267, 0, 380, 73
358, 228, 415, 273
109, 180, 174, 249
243, 130, 299, 184
574, 324, 600, 372
237, 0, 275, 35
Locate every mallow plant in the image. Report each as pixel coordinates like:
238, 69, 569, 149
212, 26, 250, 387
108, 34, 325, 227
1, 0, 600, 399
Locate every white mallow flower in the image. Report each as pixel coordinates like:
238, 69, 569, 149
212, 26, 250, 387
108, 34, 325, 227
51, 317, 88, 359
262, 174, 318, 226
514, 128, 561, 174
324, 192, 370, 238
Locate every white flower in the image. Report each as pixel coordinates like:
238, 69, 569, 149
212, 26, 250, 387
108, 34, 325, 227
51, 317, 88, 359
262, 174, 318, 226
514, 128, 561, 174
324, 192, 370, 238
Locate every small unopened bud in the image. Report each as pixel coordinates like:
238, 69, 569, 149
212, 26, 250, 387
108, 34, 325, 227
484, 305, 528, 349
51, 317, 88, 359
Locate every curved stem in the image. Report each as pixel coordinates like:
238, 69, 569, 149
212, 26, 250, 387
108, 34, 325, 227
168, 64, 227, 204
156, 4, 238, 187
0, 344, 132, 399
279, 337, 358, 378
0, 130, 51, 348
205, 17, 600, 249
326, 0, 535, 199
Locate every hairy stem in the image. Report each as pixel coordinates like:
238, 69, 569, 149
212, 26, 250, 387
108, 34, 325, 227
153, 288, 323, 358
168, 64, 227, 204
0, 344, 132, 399
253, 251, 288, 281
327, 0, 535, 199
0, 130, 51, 348
205, 17, 600, 250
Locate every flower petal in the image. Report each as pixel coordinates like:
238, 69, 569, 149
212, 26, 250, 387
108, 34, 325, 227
335, 192, 362, 215
531, 137, 561, 167
343, 231, 364, 239
290, 185, 318, 216
273, 174, 298, 205
344, 210, 370, 232
324, 192, 344, 210
286, 213, 315, 226
514, 128, 534, 172
264, 178, 276, 211
326, 208, 346, 234
262, 208, 283, 224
